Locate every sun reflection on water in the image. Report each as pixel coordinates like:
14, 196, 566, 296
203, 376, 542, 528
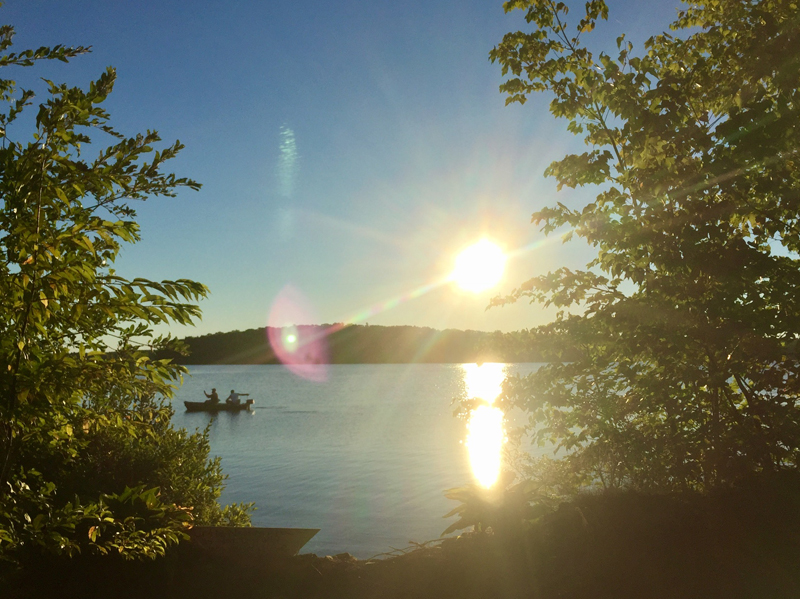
462, 363, 506, 488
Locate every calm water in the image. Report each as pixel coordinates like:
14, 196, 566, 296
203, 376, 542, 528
171, 363, 540, 558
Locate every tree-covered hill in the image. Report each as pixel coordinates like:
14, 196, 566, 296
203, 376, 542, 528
159, 325, 572, 365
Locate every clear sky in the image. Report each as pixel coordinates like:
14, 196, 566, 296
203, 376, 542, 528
6, 0, 681, 336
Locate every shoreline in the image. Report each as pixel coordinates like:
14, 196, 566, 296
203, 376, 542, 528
6, 475, 800, 599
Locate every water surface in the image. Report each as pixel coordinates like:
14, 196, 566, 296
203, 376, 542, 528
171, 363, 540, 557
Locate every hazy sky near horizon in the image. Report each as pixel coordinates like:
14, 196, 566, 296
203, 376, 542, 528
7, 0, 681, 335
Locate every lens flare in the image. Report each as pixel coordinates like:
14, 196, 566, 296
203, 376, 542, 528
277, 125, 299, 198
267, 286, 328, 382
462, 363, 506, 488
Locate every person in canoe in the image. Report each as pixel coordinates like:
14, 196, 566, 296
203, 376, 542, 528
225, 390, 249, 405
204, 388, 220, 405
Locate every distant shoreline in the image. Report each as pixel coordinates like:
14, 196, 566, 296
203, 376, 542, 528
157, 324, 577, 365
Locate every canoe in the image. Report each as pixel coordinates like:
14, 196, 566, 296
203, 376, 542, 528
184, 399, 254, 412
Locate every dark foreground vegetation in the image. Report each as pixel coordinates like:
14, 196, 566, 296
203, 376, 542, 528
5, 473, 800, 599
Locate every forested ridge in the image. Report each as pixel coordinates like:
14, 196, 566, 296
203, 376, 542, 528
160, 325, 572, 365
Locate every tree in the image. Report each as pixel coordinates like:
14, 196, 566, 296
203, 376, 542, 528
489, 0, 800, 491
0, 22, 250, 561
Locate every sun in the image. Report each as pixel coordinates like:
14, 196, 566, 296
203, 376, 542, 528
451, 239, 506, 293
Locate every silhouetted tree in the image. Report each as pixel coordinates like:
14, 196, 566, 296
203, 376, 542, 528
491, 0, 800, 491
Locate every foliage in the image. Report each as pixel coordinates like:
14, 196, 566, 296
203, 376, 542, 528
489, 0, 800, 491
0, 21, 250, 562
442, 471, 554, 536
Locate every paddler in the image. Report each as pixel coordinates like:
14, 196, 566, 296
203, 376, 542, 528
204, 388, 220, 404
225, 390, 249, 405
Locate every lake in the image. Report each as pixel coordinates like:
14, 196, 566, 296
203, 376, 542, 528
171, 363, 541, 558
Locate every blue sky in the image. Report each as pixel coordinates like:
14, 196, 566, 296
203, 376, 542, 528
7, 0, 681, 335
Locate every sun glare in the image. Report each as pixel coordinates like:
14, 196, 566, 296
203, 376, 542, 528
452, 239, 506, 293
463, 363, 506, 488
467, 404, 504, 488
463, 362, 505, 403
